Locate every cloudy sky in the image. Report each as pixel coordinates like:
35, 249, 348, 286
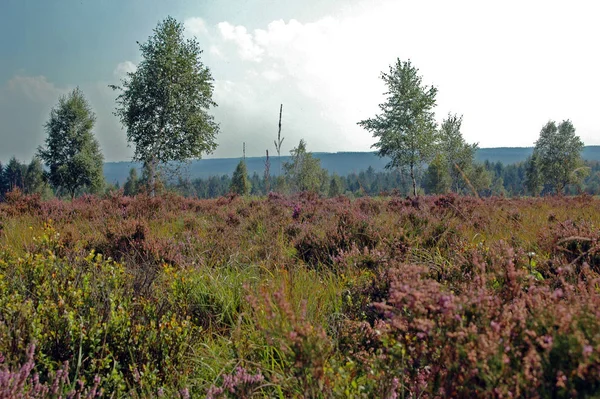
1, 0, 599, 163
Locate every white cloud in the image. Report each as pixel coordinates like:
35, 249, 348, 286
6, 75, 68, 103
209, 45, 225, 59
262, 69, 283, 82
200, 0, 600, 157
217, 22, 264, 62
8, 0, 598, 163
113, 61, 136, 79
185, 17, 208, 36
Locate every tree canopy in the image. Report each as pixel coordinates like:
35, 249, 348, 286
4, 157, 26, 192
112, 16, 219, 192
437, 113, 479, 193
38, 88, 105, 198
423, 153, 451, 194
230, 160, 252, 195
123, 167, 140, 196
358, 59, 437, 196
24, 157, 47, 196
532, 120, 585, 194
284, 139, 327, 193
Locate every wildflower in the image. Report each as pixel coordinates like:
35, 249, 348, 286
490, 321, 501, 333
387, 377, 400, 399
556, 371, 567, 388
553, 288, 564, 299
292, 204, 301, 220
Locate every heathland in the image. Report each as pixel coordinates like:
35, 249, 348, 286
1, 191, 600, 397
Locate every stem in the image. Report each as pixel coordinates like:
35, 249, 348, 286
410, 164, 417, 197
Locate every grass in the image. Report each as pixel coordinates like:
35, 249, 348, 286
1, 191, 600, 397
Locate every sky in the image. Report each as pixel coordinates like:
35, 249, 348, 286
1, 0, 599, 163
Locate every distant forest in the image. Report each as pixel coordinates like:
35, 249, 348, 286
3, 146, 600, 200
167, 158, 600, 199
104, 146, 600, 183
113, 146, 600, 198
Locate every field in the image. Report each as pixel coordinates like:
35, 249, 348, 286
1, 191, 600, 398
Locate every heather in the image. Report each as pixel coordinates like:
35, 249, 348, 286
1, 191, 600, 397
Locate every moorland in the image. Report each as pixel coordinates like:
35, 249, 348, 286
1, 191, 600, 398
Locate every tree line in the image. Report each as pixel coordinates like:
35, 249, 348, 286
115, 158, 596, 200
0, 17, 590, 201
358, 59, 587, 197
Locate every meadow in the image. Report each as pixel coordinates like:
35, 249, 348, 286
1, 190, 600, 398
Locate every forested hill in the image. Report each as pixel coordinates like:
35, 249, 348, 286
104, 146, 600, 184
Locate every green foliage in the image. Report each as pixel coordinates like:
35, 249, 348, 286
1, 157, 27, 196
0, 223, 202, 396
139, 162, 166, 195
358, 59, 438, 196
328, 174, 344, 197
424, 153, 451, 194
112, 16, 219, 189
0, 162, 5, 197
283, 139, 327, 194
490, 176, 507, 196
24, 157, 50, 197
3, 193, 600, 397
38, 88, 105, 198
437, 113, 479, 193
468, 162, 492, 195
123, 167, 139, 196
524, 154, 542, 196
230, 160, 251, 195
533, 120, 585, 194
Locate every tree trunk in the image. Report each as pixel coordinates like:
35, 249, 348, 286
148, 157, 157, 197
410, 164, 417, 197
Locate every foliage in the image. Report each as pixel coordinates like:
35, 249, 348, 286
3, 157, 26, 192
283, 139, 327, 194
533, 120, 585, 194
123, 168, 139, 196
358, 59, 438, 196
2, 193, 600, 397
230, 160, 251, 196
0, 344, 102, 398
423, 153, 451, 194
468, 162, 492, 195
38, 88, 105, 198
0, 163, 5, 198
23, 158, 49, 197
121, 158, 600, 199
1, 158, 52, 200
436, 113, 479, 193
111, 16, 219, 190
524, 153, 542, 196
328, 174, 344, 197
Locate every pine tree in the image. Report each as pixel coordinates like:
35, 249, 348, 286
424, 153, 451, 194
24, 157, 47, 195
230, 160, 251, 195
123, 168, 140, 196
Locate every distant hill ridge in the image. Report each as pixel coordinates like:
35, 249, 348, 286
104, 146, 600, 184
